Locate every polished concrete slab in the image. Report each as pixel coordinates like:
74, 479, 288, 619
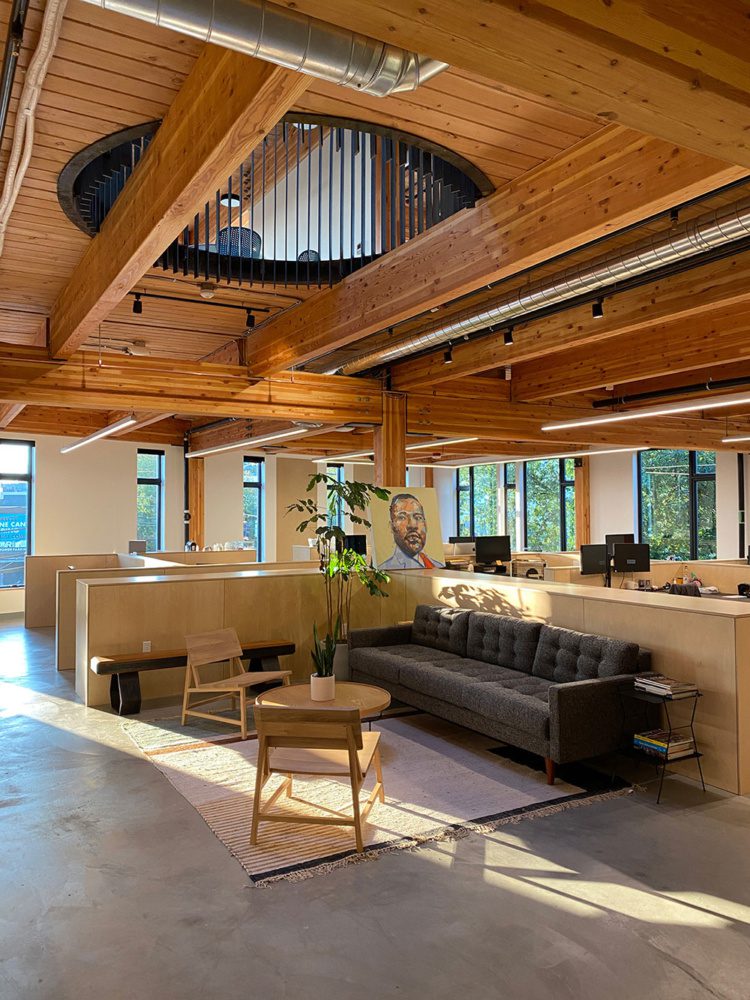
1, 614, 749, 999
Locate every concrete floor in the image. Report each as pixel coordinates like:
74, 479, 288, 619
1, 615, 749, 1000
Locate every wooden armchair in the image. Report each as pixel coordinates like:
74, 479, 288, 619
182, 628, 291, 739
251, 704, 385, 852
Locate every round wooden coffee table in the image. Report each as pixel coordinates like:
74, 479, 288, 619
255, 681, 391, 718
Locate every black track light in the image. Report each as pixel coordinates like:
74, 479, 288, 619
592, 297, 604, 320
245, 308, 255, 329
443, 344, 453, 365
132, 293, 142, 315
503, 327, 514, 346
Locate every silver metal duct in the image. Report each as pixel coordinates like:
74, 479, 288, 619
337, 194, 750, 374
83, 0, 447, 96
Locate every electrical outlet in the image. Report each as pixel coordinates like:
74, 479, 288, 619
142, 640, 152, 653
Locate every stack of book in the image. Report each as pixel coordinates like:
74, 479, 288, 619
634, 673, 699, 699
633, 729, 696, 760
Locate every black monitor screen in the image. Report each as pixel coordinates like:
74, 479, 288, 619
448, 536, 475, 544
344, 534, 367, 556
580, 543, 608, 575
475, 535, 512, 563
605, 532, 635, 556
612, 543, 650, 573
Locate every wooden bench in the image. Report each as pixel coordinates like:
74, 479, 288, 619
91, 640, 296, 716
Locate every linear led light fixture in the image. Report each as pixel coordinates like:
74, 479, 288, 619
721, 435, 750, 443
542, 392, 750, 432
404, 437, 478, 451
60, 415, 137, 454
186, 428, 307, 459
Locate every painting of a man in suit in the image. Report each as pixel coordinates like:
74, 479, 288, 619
377, 493, 445, 570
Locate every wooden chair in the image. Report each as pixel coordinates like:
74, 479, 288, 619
182, 628, 291, 738
251, 705, 385, 852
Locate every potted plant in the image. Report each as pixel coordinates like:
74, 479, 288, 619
310, 620, 338, 701
288, 473, 390, 684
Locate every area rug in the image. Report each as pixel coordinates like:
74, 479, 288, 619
123, 712, 630, 886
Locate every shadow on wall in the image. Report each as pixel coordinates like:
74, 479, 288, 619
436, 583, 552, 623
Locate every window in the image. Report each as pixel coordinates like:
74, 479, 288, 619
455, 464, 498, 537
243, 458, 264, 558
327, 463, 344, 529
638, 449, 716, 560
0, 440, 33, 588
524, 458, 576, 551
503, 463, 517, 541
136, 449, 165, 552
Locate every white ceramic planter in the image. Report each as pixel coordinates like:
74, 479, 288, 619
333, 641, 350, 681
310, 673, 336, 701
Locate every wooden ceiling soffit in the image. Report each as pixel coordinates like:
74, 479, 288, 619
244, 126, 744, 375
49, 47, 312, 359
0, 347, 382, 424
512, 302, 750, 400
282, 0, 750, 169
391, 251, 750, 391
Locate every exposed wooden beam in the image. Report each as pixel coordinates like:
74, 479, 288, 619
513, 302, 750, 400
3, 406, 189, 446
0, 347, 383, 425
373, 392, 406, 487
49, 47, 311, 359
0, 402, 25, 428
187, 459, 205, 549
245, 127, 744, 375
281, 0, 750, 168
574, 457, 591, 547
391, 252, 750, 391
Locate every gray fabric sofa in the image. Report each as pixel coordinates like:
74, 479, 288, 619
349, 605, 651, 783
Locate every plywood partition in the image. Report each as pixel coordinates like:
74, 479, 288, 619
402, 569, 750, 793
25, 553, 121, 628
76, 569, 406, 707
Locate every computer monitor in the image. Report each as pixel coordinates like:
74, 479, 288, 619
448, 536, 475, 544
580, 543, 609, 575
605, 532, 635, 556
612, 543, 651, 573
344, 534, 367, 556
128, 540, 147, 555
475, 535, 512, 564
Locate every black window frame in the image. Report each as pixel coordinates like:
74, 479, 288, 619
455, 464, 499, 538
242, 456, 265, 559
523, 458, 576, 552
327, 462, 345, 529
503, 462, 516, 540
0, 438, 34, 589
637, 449, 716, 560
136, 448, 165, 552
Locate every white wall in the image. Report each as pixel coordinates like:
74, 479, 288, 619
433, 467, 456, 541
716, 451, 740, 560
203, 450, 244, 547
589, 452, 638, 542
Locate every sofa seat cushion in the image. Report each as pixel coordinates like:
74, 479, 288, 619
466, 612, 541, 674
465, 681, 551, 739
399, 657, 504, 704
411, 604, 471, 656
532, 624, 639, 683
349, 644, 458, 685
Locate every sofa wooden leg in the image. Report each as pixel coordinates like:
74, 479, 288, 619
545, 758, 556, 785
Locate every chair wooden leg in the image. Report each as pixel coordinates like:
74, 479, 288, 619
545, 757, 556, 785
250, 740, 266, 846
350, 775, 364, 852
240, 690, 247, 740
374, 746, 385, 803
286, 773, 293, 797
180, 680, 191, 726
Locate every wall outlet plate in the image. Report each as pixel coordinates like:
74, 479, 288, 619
142, 640, 152, 653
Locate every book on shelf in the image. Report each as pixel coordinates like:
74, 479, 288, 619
634, 673, 698, 698
633, 729, 695, 758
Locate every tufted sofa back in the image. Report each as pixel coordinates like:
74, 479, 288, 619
531, 624, 639, 683
412, 605, 470, 656
466, 612, 541, 674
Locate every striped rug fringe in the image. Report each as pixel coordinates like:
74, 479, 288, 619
250, 786, 633, 888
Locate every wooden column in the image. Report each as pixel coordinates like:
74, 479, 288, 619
423, 466, 434, 488
373, 392, 406, 487
188, 458, 205, 549
574, 457, 591, 548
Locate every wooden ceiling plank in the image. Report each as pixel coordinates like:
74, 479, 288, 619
279, 0, 750, 168
48, 46, 312, 359
244, 127, 744, 375
391, 251, 750, 391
